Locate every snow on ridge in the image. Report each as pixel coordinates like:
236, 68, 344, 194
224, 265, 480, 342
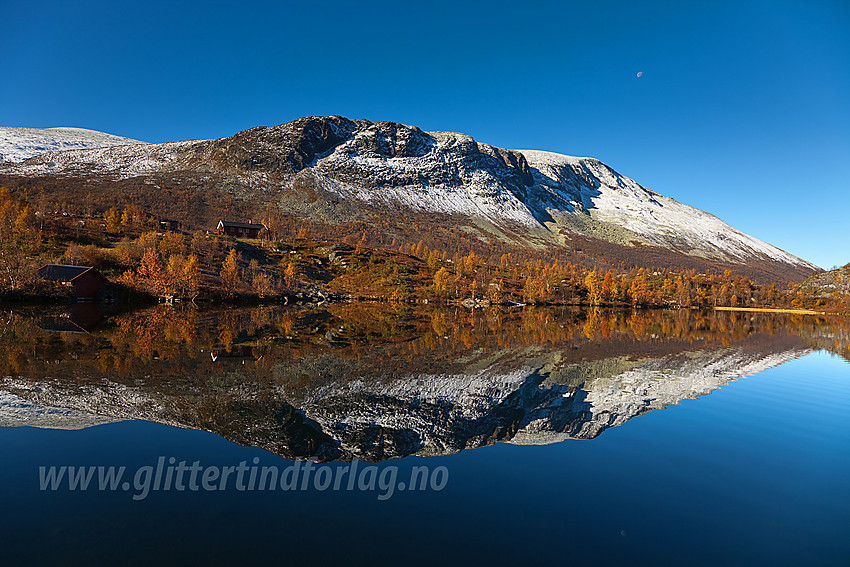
0, 390, 121, 429
4, 138, 208, 177
315, 136, 815, 268
518, 149, 817, 269
0, 126, 145, 163
318, 365, 535, 419
579, 347, 812, 429
328, 161, 539, 227
314, 131, 542, 227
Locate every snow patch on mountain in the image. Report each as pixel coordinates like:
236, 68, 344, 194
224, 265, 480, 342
304, 364, 536, 420
0, 126, 145, 163
510, 346, 813, 444
313, 130, 541, 227
0, 390, 122, 429
9, 139, 207, 176
519, 150, 817, 269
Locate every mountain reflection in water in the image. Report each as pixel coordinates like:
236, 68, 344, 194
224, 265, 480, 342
2, 304, 848, 461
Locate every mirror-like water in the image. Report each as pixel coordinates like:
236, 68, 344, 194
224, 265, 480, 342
1, 305, 848, 565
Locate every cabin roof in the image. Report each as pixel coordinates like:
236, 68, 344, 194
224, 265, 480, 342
217, 220, 266, 230
37, 264, 108, 282
36, 317, 91, 334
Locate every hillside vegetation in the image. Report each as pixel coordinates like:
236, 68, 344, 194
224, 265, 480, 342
1, 186, 846, 313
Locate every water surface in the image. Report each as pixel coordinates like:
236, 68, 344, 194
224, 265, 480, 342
1, 305, 848, 565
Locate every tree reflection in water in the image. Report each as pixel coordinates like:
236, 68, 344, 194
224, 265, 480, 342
2, 304, 848, 461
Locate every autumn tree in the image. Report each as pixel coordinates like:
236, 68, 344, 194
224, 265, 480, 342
180, 254, 200, 297
585, 270, 601, 306
252, 272, 273, 298
247, 258, 260, 280
105, 208, 122, 234
159, 232, 185, 256
64, 243, 102, 267
433, 267, 450, 294
523, 275, 545, 304
246, 258, 272, 297
14, 199, 36, 236
0, 216, 35, 291
453, 252, 464, 277
486, 279, 504, 304
220, 249, 241, 296
136, 248, 169, 296
121, 206, 132, 227
674, 276, 690, 307
138, 231, 159, 252
628, 275, 651, 306
717, 284, 730, 306
190, 231, 214, 263
601, 269, 617, 303
283, 262, 298, 288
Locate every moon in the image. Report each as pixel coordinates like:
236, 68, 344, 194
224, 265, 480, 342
636, 71, 643, 78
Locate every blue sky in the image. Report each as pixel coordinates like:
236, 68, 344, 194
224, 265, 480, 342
3, 0, 848, 269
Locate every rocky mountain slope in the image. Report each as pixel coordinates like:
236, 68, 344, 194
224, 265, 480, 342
0, 126, 145, 163
0, 391, 121, 430
0, 116, 817, 281
285, 342, 812, 458
1, 336, 812, 461
798, 263, 850, 297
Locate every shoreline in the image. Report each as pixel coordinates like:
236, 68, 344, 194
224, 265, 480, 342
714, 306, 828, 315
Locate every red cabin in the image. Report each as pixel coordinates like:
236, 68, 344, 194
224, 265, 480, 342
37, 264, 110, 301
216, 220, 265, 239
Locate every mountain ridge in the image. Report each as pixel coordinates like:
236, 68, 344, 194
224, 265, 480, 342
0, 126, 145, 163
0, 330, 813, 461
0, 117, 818, 282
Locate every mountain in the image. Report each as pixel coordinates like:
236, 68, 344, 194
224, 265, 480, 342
0, 333, 813, 461
3, 304, 844, 460
798, 262, 850, 297
282, 341, 811, 458
0, 126, 145, 163
0, 391, 121, 430
0, 116, 817, 282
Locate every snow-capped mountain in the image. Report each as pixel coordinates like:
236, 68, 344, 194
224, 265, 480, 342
518, 150, 811, 268
0, 116, 818, 279
1, 338, 813, 460
0, 126, 144, 163
0, 391, 120, 430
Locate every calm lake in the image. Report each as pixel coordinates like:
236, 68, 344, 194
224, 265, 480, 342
1, 304, 848, 566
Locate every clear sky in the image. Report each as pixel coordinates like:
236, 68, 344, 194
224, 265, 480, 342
2, 0, 848, 268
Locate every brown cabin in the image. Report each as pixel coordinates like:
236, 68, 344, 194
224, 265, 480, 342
217, 220, 265, 239
159, 219, 180, 232
37, 264, 109, 301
